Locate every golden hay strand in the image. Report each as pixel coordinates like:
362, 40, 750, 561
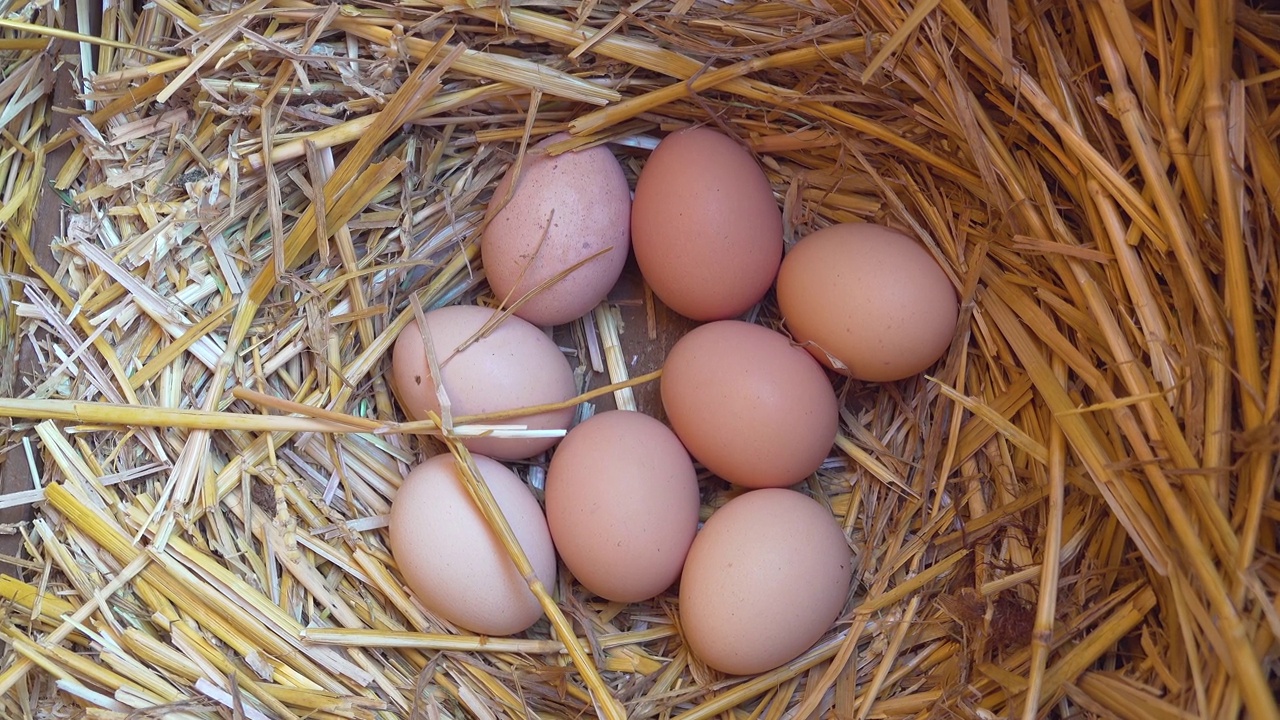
1, 0, 1278, 718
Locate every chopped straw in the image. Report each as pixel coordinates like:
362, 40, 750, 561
2, 0, 1278, 718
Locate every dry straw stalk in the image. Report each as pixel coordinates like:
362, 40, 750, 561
1, 0, 1278, 718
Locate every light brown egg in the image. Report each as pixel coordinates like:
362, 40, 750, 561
389, 454, 557, 636
545, 410, 699, 602
660, 320, 838, 489
481, 134, 631, 326
776, 223, 958, 382
390, 305, 576, 460
678, 488, 852, 675
631, 127, 783, 321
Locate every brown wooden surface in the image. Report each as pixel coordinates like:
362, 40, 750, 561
605, 264, 700, 420
0, 6, 91, 571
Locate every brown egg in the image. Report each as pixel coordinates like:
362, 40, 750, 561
631, 127, 783, 321
390, 305, 576, 460
389, 454, 557, 636
661, 321, 838, 489
679, 488, 851, 675
545, 410, 699, 602
481, 134, 631, 326
776, 223, 958, 381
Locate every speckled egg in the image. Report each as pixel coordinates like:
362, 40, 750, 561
482, 134, 631, 326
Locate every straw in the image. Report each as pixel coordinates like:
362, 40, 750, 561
1, 1, 1277, 718
444, 440, 626, 720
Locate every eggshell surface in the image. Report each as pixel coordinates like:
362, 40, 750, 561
390, 305, 576, 460
546, 410, 699, 602
679, 489, 852, 675
482, 134, 631, 326
777, 223, 958, 381
631, 127, 783, 321
389, 454, 557, 636
661, 321, 838, 488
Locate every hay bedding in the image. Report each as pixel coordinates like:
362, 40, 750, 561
1, 0, 1278, 718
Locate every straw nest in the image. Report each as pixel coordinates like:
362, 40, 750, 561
2, 0, 1278, 718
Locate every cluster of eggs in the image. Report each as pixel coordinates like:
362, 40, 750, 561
386, 128, 959, 675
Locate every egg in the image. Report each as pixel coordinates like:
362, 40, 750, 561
390, 305, 576, 460
481, 134, 631, 326
545, 410, 699, 602
776, 223, 958, 381
631, 127, 783, 321
389, 454, 557, 636
661, 320, 838, 489
679, 488, 852, 675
